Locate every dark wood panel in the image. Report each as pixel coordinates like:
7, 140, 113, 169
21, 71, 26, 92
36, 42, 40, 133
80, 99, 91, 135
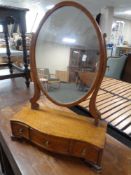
121, 53, 131, 83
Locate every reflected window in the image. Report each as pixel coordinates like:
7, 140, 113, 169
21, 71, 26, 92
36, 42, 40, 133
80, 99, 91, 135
0, 25, 3, 32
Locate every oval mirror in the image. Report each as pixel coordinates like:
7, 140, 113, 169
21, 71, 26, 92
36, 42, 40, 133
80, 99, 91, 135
34, 2, 105, 106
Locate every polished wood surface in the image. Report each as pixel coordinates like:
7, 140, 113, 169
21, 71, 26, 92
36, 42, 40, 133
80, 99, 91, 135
11, 105, 106, 168
80, 77, 131, 138
0, 78, 130, 175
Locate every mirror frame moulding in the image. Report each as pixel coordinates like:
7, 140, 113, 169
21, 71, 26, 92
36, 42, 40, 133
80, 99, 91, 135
30, 1, 106, 125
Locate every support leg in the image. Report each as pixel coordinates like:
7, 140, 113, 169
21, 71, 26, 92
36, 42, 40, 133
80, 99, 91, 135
30, 83, 41, 109
3, 21, 13, 74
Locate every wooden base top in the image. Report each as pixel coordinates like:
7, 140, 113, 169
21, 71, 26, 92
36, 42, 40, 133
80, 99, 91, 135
11, 106, 107, 148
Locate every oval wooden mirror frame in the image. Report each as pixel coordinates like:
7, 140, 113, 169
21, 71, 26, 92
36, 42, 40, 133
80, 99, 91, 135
10, 2, 107, 170
30, 1, 106, 125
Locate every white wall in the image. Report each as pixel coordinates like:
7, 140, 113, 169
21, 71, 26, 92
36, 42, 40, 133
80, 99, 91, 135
100, 8, 131, 45
113, 17, 131, 45
36, 41, 70, 74
100, 7, 114, 43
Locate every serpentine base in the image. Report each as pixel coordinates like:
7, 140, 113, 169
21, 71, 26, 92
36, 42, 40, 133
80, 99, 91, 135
10, 106, 107, 170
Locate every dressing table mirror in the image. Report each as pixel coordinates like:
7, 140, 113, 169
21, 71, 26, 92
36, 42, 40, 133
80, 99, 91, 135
11, 1, 107, 171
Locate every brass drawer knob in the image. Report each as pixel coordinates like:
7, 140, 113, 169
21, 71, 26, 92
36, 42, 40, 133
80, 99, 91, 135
81, 148, 87, 156
19, 128, 24, 135
43, 140, 49, 147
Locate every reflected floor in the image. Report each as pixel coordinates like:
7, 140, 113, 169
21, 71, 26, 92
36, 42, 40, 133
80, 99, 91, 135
44, 82, 88, 103
0, 68, 20, 75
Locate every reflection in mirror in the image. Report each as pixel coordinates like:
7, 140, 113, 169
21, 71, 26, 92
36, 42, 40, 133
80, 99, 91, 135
36, 6, 100, 104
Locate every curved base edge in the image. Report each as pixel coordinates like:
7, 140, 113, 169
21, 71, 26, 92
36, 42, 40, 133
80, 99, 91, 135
10, 120, 106, 170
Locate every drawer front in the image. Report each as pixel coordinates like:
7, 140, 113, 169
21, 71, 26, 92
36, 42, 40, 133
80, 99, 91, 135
30, 128, 69, 154
11, 121, 29, 139
72, 141, 100, 164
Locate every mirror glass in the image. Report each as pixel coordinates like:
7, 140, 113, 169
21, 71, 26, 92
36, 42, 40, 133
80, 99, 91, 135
35, 6, 100, 104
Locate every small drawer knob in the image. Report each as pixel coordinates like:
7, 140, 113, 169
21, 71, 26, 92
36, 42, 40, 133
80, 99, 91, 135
43, 140, 49, 147
81, 148, 87, 156
19, 128, 24, 134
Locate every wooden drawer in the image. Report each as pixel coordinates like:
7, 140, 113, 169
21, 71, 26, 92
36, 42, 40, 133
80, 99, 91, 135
72, 141, 100, 164
30, 129, 69, 154
10, 106, 106, 168
11, 121, 29, 139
